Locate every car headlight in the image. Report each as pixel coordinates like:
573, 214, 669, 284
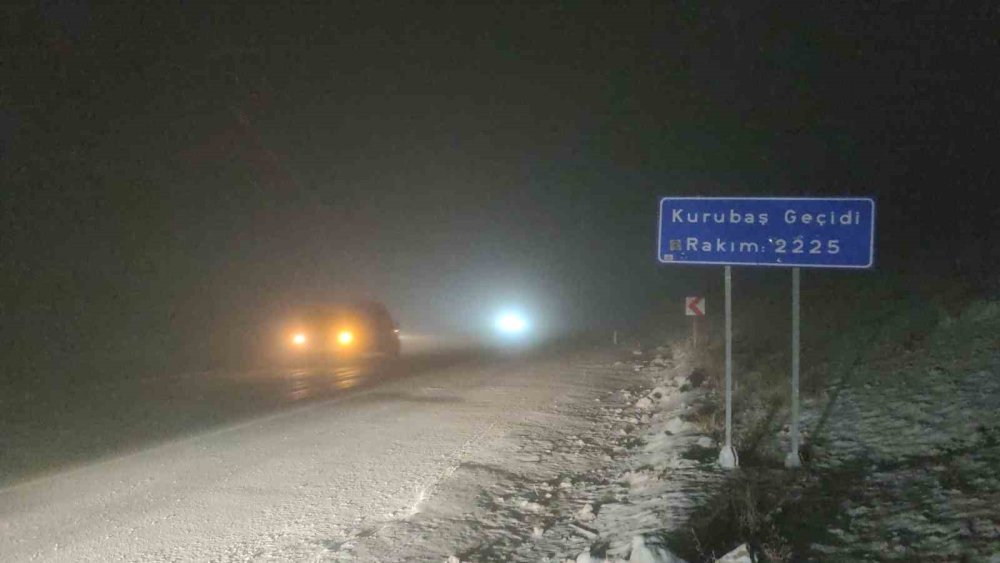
291, 332, 308, 346
495, 311, 529, 335
337, 330, 354, 345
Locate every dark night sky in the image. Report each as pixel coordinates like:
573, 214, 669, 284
2, 2, 998, 378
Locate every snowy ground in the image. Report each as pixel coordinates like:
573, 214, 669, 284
0, 341, 723, 562
343, 343, 726, 562
778, 299, 1000, 561
675, 294, 1000, 562
0, 348, 478, 487
9, 294, 988, 562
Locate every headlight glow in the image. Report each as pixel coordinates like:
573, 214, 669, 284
337, 330, 354, 345
291, 333, 308, 346
495, 311, 528, 335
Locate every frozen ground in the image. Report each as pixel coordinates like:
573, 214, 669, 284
782, 299, 1000, 560
677, 294, 1000, 562
344, 343, 724, 562
0, 302, 988, 563
0, 348, 479, 487
8, 298, 988, 562
0, 342, 720, 562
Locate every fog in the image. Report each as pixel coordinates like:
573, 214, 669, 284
2, 3, 997, 382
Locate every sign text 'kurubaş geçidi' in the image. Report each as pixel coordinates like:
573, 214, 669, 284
658, 197, 875, 268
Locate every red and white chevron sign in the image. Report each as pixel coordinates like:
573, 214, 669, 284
685, 296, 705, 317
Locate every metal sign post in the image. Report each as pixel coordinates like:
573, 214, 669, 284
785, 267, 802, 468
657, 197, 875, 471
718, 266, 738, 469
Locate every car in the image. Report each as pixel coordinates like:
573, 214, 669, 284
283, 300, 400, 363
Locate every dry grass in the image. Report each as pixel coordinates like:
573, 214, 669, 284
679, 474, 795, 562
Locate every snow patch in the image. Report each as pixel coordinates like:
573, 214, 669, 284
623, 469, 659, 489
576, 503, 597, 522
629, 534, 686, 563
715, 543, 753, 562
518, 499, 544, 513
664, 416, 693, 435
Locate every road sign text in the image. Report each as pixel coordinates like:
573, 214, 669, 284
658, 197, 875, 269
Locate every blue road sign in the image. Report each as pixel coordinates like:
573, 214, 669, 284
658, 197, 875, 268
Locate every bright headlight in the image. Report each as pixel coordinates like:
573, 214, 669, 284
291, 333, 308, 346
495, 311, 528, 335
337, 330, 354, 345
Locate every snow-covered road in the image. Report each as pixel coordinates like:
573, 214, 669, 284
0, 348, 620, 561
